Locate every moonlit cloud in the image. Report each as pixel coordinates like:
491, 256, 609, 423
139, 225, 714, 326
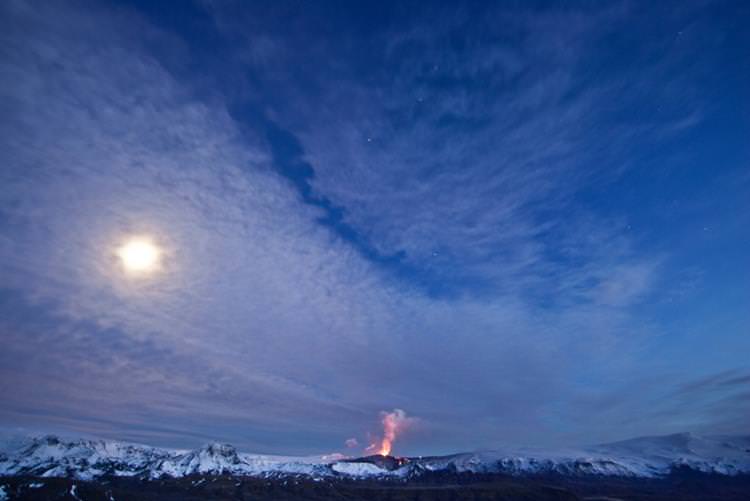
0, 0, 748, 454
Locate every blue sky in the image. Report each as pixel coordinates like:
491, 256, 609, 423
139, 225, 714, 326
0, 0, 748, 456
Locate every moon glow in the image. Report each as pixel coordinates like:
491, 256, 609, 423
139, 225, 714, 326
117, 238, 161, 274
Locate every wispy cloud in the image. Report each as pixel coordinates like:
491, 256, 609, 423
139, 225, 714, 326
217, 3, 677, 304
0, 0, 746, 455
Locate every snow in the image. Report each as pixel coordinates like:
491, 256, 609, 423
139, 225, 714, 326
0, 485, 7, 501
0, 432, 747, 481
0, 435, 335, 481
332, 462, 387, 477
425, 432, 750, 478
70, 484, 82, 500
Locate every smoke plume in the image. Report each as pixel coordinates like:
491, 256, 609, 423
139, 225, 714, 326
366, 409, 417, 456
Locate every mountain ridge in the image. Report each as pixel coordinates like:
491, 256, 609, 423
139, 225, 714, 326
1, 432, 748, 481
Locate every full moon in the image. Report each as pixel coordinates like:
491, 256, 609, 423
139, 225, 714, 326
117, 238, 161, 274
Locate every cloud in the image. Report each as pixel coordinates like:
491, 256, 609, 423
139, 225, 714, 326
213, 2, 676, 305
0, 0, 392, 450
0, 0, 744, 455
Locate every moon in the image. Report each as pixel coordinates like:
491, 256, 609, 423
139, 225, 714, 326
117, 238, 161, 274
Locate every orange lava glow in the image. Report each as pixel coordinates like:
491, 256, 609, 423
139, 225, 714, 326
377, 409, 406, 456
377, 441, 392, 456
365, 409, 416, 457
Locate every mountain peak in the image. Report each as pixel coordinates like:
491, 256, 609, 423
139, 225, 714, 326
200, 442, 238, 457
33, 435, 62, 446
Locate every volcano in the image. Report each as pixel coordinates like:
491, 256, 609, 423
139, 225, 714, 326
342, 454, 411, 471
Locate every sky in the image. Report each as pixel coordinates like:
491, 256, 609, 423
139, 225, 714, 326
0, 0, 748, 457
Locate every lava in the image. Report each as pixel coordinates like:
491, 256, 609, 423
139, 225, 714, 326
367, 409, 416, 456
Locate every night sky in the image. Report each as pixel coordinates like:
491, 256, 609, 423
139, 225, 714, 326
0, 0, 748, 456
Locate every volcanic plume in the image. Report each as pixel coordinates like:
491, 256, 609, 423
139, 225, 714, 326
366, 409, 417, 456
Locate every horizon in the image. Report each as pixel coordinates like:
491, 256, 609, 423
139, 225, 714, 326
2, 428, 745, 458
1, 0, 748, 458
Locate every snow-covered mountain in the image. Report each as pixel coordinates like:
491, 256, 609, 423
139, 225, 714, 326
0, 432, 748, 481
0, 435, 329, 481
413, 433, 750, 478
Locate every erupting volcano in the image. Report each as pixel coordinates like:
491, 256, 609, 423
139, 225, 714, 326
367, 409, 416, 457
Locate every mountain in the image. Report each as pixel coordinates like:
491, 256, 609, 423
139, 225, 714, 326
413, 432, 750, 478
0, 432, 748, 482
0, 435, 328, 481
